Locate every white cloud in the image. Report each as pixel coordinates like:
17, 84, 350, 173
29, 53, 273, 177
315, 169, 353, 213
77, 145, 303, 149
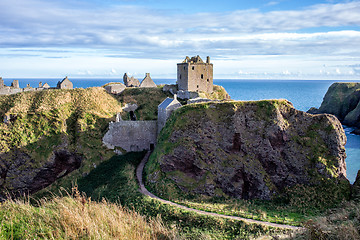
0, 0, 360, 79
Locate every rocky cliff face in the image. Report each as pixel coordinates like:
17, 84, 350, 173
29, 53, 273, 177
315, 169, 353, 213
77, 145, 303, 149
0, 150, 82, 199
0, 87, 122, 199
308, 82, 360, 133
146, 100, 348, 200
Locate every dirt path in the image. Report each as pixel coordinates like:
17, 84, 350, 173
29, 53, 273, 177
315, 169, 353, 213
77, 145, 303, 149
136, 151, 304, 231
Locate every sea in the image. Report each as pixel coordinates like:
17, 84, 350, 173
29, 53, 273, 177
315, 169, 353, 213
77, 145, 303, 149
2, 78, 360, 183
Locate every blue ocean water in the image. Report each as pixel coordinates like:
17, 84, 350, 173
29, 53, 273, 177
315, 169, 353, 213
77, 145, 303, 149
3, 78, 360, 183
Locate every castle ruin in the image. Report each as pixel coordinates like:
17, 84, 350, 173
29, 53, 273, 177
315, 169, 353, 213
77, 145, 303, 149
140, 73, 157, 88
123, 73, 140, 87
0, 76, 70, 95
57, 77, 73, 89
177, 55, 213, 94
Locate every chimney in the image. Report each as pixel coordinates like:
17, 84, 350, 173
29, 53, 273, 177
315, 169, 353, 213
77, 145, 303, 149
206, 56, 210, 64
174, 94, 177, 100
146, 73, 150, 78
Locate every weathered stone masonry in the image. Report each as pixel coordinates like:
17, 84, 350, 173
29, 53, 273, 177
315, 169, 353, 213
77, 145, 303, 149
103, 121, 158, 152
177, 55, 213, 94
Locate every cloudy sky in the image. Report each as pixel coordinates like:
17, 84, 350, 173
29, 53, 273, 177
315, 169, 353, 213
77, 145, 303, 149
1, 0, 360, 79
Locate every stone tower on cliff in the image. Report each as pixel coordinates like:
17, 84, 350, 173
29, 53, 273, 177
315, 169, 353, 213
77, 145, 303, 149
177, 55, 213, 93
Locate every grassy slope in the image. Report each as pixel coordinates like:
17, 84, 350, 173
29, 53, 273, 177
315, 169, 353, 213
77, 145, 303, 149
76, 152, 286, 239
0, 88, 122, 194
1, 87, 284, 239
0, 190, 176, 240
116, 87, 173, 120
1, 88, 356, 239
144, 100, 351, 226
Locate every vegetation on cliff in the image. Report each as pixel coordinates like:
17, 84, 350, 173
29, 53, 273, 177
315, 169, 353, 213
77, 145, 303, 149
199, 85, 231, 100
1, 87, 358, 239
145, 100, 350, 224
116, 87, 173, 120
308, 82, 360, 133
0, 87, 174, 198
0, 87, 124, 198
33, 152, 285, 239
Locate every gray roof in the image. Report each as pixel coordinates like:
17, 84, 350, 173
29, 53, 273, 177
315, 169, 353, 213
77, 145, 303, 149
158, 98, 175, 109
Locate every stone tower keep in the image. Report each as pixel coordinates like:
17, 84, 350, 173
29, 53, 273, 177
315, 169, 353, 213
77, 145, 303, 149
177, 55, 213, 93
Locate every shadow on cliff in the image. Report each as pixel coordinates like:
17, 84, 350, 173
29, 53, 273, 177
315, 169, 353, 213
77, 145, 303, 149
0, 112, 115, 200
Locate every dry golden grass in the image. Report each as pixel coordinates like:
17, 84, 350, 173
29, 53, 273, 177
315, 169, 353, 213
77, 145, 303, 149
0, 188, 178, 240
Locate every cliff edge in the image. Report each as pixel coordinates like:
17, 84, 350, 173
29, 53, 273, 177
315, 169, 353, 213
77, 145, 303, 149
308, 82, 360, 133
145, 100, 349, 201
0, 88, 122, 199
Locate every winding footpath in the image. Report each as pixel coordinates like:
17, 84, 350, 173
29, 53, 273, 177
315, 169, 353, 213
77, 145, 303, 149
136, 151, 304, 231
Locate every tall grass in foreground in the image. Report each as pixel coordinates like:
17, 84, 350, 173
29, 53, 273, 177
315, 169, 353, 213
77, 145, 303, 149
0, 188, 177, 240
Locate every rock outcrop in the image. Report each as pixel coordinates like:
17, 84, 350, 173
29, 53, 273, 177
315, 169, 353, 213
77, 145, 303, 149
0, 150, 82, 199
308, 82, 360, 133
146, 100, 348, 200
352, 170, 360, 201
0, 87, 122, 199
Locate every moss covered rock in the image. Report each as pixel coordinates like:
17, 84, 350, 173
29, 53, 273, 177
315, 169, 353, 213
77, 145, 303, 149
0, 88, 122, 198
145, 100, 350, 201
308, 82, 360, 130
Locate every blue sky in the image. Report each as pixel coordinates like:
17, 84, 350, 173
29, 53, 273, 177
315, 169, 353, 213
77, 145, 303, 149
1, 0, 360, 79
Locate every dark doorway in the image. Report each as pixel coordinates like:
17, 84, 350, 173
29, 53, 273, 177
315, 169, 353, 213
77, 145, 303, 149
130, 111, 137, 121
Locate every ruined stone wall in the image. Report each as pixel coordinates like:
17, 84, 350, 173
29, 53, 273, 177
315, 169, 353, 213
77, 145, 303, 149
102, 121, 157, 152
104, 83, 126, 94
0, 87, 23, 95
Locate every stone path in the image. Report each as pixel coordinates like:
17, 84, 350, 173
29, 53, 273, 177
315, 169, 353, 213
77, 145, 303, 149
136, 151, 304, 231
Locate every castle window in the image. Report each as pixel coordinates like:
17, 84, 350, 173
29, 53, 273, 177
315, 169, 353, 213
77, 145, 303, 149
184, 66, 186, 70
180, 74, 181, 79
197, 85, 199, 88
207, 79, 209, 82
192, 66, 195, 70
201, 74, 204, 79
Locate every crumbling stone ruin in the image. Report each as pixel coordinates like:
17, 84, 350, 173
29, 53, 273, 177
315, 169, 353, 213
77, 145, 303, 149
123, 73, 140, 87
123, 73, 157, 88
0, 79, 22, 95
42, 83, 50, 89
104, 83, 126, 95
11, 80, 20, 89
177, 55, 213, 94
103, 95, 182, 153
103, 120, 157, 152
57, 76, 73, 89
140, 73, 157, 88
0, 77, 62, 95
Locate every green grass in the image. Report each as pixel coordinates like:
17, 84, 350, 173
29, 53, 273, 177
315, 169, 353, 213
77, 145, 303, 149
144, 99, 351, 228
0, 190, 177, 240
73, 152, 288, 239
0, 87, 122, 197
116, 87, 172, 120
